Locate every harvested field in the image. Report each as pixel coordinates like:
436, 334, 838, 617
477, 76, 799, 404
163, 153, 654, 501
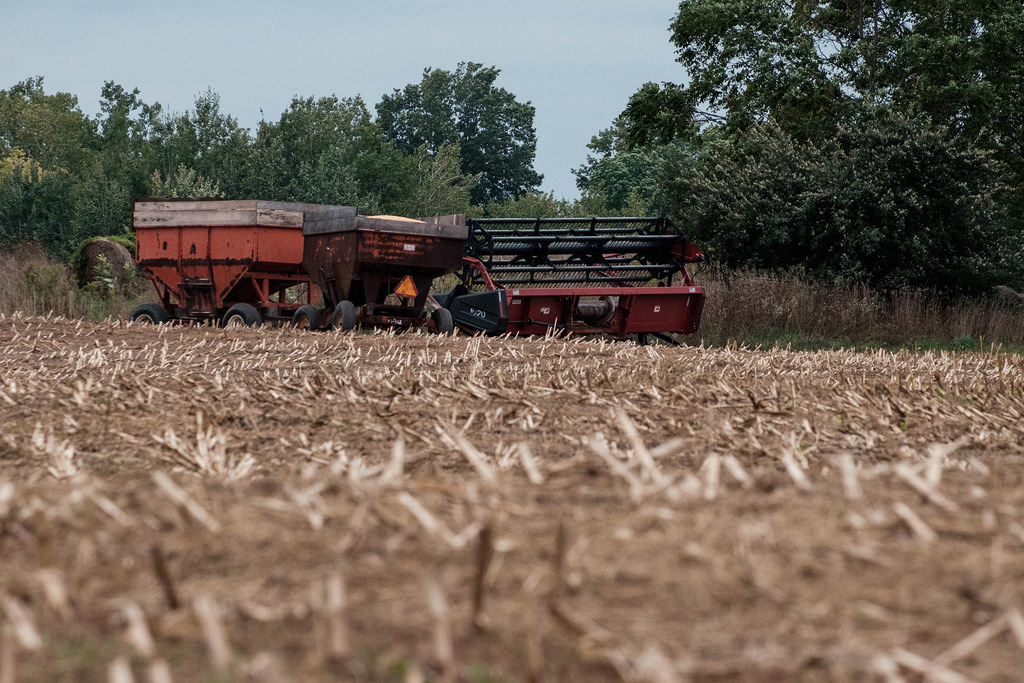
2, 315, 1024, 682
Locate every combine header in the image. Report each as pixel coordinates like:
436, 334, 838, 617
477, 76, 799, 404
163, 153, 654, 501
435, 217, 705, 340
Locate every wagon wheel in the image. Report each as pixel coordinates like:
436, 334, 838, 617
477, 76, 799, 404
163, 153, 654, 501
431, 307, 454, 335
221, 303, 262, 328
291, 305, 321, 331
331, 301, 358, 331
130, 303, 170, 325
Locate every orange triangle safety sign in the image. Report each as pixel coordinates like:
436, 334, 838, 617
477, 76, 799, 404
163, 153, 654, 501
394, 275, 418, 298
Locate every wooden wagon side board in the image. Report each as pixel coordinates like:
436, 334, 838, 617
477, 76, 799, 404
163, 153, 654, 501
132, 199, 358, 230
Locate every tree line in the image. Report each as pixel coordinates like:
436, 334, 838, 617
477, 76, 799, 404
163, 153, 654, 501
0, 64, 553, 262
576, 0, 1024, 294
4, 1, 1024, 296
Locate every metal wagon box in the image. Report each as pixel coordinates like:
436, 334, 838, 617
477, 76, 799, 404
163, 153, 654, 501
132, 198, 355, 326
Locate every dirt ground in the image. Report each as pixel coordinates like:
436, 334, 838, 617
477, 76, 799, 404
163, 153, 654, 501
2, 315, 1024, 682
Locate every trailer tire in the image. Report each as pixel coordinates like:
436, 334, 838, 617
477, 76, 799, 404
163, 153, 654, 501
130, 303, 170, 325
332, 301, 358, 331
291, 305, 321, 331
221, 303, 262, 328
431, 307, 454, 335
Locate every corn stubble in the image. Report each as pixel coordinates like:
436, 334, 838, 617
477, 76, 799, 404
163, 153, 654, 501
1, 314, 1024, 681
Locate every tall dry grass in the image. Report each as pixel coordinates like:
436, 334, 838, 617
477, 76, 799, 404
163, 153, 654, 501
0, 243, 150, 320
5, 243, 1024, 349
696, 269, 1024, 349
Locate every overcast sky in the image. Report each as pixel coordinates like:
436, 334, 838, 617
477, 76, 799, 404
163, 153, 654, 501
1, 1, 684, 199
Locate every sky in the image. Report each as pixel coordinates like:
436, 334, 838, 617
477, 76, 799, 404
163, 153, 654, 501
1, 1, 684, 199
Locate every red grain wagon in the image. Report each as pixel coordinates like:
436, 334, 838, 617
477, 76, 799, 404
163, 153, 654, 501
302, 213, 467, 333
130, 199, 466, 332
130, 199, 352, 327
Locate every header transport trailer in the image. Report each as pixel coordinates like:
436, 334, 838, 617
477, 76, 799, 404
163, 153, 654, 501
129, 199, 705, 340
434, 216, 706, 342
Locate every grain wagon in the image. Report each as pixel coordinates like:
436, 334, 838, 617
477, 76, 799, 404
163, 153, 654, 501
302, 213, 466, 333
129, 199, 465, 332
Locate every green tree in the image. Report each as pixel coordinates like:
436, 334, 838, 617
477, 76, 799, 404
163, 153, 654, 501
0, 77, 97, 175
0, 79, 95, 259
394, 144, 477, 218
482, 191, 643, 219
0, 148, 74, 255
277, 95, 374, 206
573, 118, 680, 214
622, 0, 1024, 167
245, 95, 415, 212
148, 165, 222, 198
484, 191, 573, 218
150, 89, 251, 198
96, 82, 162, 196
150, 110, 196, 182
277, 96, 370, 170
70, 170, 131, 252
612, 0, 1024, 290
664, 111, 1015, 292
290, 145, 362, 207
236, 120, 290, 201
377, 63, 542, 205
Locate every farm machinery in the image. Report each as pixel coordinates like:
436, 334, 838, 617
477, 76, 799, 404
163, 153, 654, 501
130, 199, 465, 332
130, 199, 705, 339
435, 217, 705, 340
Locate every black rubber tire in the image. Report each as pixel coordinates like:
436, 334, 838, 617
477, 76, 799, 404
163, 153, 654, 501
331, 301, 358, 331
221, 303, 262, 328
291, 305, 321, 331
431, 307, 454, 335
130, 303, 170, 325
